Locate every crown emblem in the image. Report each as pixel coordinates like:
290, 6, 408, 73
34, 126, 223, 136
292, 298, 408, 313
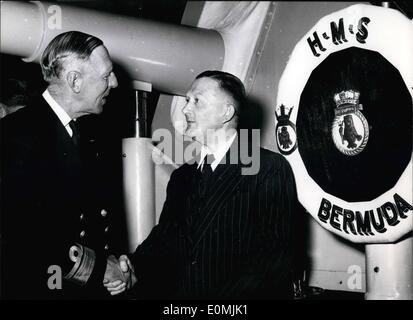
275, 104, 293, 122
275, 104, 297, 155
334, 90, 360, 107
331, 89, 369, 156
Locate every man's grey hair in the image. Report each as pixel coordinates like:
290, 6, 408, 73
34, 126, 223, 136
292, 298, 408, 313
40, 31, 103, 82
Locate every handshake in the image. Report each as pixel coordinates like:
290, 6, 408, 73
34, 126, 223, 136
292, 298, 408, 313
103, 255, 137, 295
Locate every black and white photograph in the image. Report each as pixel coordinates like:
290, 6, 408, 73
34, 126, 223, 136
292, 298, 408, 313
0, 0, 412, 310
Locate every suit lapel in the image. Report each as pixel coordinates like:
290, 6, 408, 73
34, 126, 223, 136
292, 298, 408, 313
181, 163, 200, 240
35, 97, 83, 176
191, 138, 248, 248
42, 102, 80, 162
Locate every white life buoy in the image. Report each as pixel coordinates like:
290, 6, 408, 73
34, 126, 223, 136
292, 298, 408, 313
275, 4, 413, 243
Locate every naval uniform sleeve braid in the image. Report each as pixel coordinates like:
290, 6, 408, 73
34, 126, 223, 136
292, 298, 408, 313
64, 244, 96, 285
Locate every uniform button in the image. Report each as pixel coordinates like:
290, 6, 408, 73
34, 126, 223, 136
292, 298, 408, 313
79, 214, 84, 221
104, 226, 109, 233
191, 260, 197, 265
80, 230, 86, 238
104, 244, 109, 250
100, 209, 108, 217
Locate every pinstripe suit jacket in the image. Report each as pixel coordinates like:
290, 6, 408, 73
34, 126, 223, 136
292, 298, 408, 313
130, 139, 298, 299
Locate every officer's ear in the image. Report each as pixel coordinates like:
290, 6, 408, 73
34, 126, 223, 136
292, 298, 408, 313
66, 71, 82, 94
223, 103, 236, 124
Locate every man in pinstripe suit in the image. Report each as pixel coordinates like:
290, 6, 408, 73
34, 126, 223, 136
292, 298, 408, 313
106, 71, 299, 299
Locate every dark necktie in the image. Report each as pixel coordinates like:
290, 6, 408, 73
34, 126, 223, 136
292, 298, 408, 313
187, 153, 216, 230
201, 153, 215, 178
198, 153, 215, 198
68, 120, 80, 147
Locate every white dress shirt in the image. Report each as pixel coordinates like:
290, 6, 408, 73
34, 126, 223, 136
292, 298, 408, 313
198, 132, 237, 172
42, 89, 74, 137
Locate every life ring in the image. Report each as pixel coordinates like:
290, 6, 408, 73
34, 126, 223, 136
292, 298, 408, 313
275, 4, 413, 243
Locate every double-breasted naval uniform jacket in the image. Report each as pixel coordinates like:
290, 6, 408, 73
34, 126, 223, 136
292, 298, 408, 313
0, 96, 123, 299
129, 137, 300, 300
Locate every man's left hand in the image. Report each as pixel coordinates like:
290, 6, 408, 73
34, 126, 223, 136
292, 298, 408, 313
103, 255, 137, 295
